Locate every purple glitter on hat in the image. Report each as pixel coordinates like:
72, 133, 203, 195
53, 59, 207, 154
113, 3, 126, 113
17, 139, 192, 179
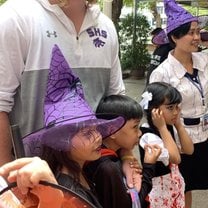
44, 44, 94, 126
165, 0, 197, 34
23, 45, 125, 155
152, 0, 200, 45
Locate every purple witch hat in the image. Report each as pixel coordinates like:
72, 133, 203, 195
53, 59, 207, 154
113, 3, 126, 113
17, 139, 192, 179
152, 0, 208, 45
23, 45, 125, 155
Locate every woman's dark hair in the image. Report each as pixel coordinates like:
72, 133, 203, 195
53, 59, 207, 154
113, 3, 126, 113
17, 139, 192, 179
168, 22, 191, 48
144, 82, 182, 130
151, 27, 163, 36
96, 94, 143, 120
41, 146, 81, 183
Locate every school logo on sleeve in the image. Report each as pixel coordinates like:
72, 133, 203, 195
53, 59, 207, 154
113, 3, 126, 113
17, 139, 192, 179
87, 27, 107, 48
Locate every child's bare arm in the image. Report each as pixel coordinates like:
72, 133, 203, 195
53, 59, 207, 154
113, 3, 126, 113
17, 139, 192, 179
174, 115, 194, 155
152, 108, 181, 164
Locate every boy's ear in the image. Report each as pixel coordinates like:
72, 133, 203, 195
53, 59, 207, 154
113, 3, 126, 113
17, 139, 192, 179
108, 125, 120, 139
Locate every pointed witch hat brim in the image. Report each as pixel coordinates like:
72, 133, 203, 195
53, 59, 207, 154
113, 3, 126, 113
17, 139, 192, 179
23, 114, 126, 156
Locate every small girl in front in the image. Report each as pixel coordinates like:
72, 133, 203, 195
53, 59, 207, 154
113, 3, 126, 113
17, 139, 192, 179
139, 82, 194, 208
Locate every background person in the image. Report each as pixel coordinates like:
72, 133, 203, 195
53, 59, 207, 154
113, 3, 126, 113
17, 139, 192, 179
0, 0, 125, 165
199, 30, 208, 52
146, 28, 173, 85
84, 94, 162, 208
149, 0, 208, 207
139, 82, 193, 207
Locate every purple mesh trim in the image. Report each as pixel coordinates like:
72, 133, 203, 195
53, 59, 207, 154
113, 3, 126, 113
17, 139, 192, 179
23, 116, 125, 154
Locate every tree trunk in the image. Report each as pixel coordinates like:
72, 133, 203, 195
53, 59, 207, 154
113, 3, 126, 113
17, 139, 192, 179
112, 0, 123, 25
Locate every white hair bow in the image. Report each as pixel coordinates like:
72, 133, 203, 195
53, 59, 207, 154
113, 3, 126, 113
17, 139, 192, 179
139, 91, 152, 110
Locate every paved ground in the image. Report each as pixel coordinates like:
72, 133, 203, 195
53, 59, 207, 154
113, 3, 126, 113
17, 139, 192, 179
124, 77, 208, 208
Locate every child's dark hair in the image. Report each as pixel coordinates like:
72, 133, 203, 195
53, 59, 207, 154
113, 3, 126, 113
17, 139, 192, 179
143, 82, 182, 129
168, 22, 191, 48
151, 27, 163, 36
41, 146, 81, 183
96, 94, 143, 120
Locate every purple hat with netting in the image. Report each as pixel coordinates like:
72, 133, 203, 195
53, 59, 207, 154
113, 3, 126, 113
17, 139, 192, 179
23, 45, 125, 155
152, 0, 208, 45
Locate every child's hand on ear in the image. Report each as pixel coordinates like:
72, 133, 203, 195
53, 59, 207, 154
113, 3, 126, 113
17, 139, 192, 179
151, 108, 166, 130
174, 107, 182, 129
143, 144, 162, 164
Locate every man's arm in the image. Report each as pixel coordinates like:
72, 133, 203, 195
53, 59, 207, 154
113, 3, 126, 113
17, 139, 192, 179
0, 112, 13, 165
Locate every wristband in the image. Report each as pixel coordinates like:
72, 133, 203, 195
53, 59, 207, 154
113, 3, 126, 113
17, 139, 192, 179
121, 155, 135, 161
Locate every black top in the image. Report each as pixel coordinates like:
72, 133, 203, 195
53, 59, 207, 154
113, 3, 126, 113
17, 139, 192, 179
184, 68, 199, 83
146, 44, 173, 85
56, 172, 102, 208
84, 149, 155, 208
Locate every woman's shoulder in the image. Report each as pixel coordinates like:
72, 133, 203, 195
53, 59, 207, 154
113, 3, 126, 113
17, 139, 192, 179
192, 52, 208, 74
57, 172, 102, 208
0, 0, 42, 17
193, 52, 208, 65
150, 58, 172, 82
193, 51, 208, 59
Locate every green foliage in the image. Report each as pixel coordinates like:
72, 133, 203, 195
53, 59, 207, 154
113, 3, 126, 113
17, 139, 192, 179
182, 4, 208, 16
0, 0, 6, 5
123, 0, 133, 7
119, 13, 151, 72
